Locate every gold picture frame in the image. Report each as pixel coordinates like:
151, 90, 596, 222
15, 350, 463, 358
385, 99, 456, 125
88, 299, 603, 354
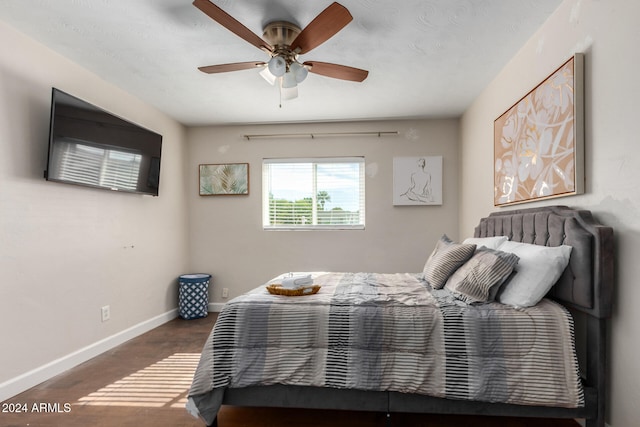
199, 163, 249, 196
494, 53, 584, 206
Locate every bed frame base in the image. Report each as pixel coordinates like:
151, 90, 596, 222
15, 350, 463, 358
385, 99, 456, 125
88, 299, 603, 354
208, 383, 600, 426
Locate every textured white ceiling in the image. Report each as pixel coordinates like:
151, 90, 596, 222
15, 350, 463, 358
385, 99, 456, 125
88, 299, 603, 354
0, 0, 562, 125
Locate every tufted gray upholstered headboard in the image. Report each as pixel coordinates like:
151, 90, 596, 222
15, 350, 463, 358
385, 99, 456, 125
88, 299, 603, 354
474, 205, 614, 319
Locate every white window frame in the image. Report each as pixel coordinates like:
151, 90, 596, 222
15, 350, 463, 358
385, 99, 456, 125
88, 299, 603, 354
262, 157, 366, 230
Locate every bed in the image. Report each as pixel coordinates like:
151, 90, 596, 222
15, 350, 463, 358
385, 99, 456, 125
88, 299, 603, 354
187, 205, 613, 427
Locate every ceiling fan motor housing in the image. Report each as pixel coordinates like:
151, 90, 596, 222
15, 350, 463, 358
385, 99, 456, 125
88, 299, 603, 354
263, 21, 304, 72
263, 21, 301, 48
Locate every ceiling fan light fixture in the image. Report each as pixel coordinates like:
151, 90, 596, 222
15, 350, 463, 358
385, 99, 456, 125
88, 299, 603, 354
268, 55, 286, 77
259, 66, 277, 85
282, 71, 297, 89
280, 84, 298, 101
289, 62, 308, 83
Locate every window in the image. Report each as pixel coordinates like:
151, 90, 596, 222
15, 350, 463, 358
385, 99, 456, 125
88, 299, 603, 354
263, 157, 365, 230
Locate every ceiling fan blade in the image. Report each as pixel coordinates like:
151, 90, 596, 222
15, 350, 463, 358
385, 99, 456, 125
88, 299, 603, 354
193, 0, 272, 52
290, 2, 352, 54
303, 61, 368, 82
198, 62, 266, 74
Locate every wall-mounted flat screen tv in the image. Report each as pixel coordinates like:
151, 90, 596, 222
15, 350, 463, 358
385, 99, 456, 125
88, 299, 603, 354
45, 88, 163, 196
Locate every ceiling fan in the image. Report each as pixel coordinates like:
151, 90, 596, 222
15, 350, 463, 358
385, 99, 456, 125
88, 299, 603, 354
193, 0, 369, 100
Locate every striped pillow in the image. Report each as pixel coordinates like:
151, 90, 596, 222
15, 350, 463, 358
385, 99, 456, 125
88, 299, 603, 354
423, 235, 476, 289
444, 247, 520, 303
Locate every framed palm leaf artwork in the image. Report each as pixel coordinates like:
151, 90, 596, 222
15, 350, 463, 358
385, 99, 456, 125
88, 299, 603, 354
494, 53, 584, 206
199, 163, 249, 196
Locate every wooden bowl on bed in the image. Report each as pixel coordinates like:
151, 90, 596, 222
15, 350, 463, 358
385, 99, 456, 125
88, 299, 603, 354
266, 284, 321, 296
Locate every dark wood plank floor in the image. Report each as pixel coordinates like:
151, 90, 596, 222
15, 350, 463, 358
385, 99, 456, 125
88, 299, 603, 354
1, 314, 580, 427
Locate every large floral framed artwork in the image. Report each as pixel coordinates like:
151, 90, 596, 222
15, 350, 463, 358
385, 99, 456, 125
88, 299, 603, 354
494, 53, 584, 206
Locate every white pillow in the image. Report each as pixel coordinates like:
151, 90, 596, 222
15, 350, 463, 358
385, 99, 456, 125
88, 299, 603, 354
462, 236, 508, 250
496, 240, 572, 307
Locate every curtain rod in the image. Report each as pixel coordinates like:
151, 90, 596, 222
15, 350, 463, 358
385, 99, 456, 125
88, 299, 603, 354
243, 131, 399, 140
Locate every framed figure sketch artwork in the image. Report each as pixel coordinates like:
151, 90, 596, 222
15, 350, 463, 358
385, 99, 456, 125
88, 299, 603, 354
393, 156, 443, 206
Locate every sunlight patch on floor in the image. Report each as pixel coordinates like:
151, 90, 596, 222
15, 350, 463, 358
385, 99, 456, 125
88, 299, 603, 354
75, 353, 200, 408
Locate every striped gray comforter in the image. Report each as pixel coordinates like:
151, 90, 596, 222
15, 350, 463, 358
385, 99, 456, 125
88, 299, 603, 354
188, 272, 583, 423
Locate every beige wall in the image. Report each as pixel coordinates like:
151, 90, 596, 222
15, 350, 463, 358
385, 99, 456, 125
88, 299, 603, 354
0, 21, 189, 397
187, 120, 460, 302
460, 1, 639, 425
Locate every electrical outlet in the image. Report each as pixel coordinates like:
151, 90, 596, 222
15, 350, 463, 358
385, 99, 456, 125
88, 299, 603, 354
222, 288, 229, 298
101, 305, 110, 322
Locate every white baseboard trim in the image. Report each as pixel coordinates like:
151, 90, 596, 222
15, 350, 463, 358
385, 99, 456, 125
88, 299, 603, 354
0, 308, 178, 402
208, 302, 225, 312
